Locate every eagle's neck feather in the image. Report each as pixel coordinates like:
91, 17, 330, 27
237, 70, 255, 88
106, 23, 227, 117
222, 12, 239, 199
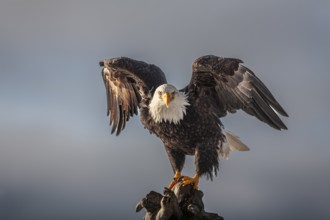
149, 92, 190, 124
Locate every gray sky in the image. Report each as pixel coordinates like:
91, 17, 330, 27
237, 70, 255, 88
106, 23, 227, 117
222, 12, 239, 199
1, 1, 330, 219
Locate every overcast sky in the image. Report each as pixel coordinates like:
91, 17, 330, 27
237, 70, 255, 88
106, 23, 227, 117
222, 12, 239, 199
1, 1, 330, 220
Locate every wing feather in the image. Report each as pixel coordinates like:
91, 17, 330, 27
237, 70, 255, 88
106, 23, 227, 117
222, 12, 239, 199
187, 55, 288, 130
100, 57, 167, 135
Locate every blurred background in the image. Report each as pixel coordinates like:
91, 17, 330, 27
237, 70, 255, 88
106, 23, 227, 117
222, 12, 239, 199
0, 0, 329, 219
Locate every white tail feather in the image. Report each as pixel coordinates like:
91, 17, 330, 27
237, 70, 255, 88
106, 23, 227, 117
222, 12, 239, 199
219, 130, 250, 159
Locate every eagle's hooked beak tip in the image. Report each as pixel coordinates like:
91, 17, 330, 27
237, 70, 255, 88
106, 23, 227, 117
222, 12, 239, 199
163, 92, 171, 108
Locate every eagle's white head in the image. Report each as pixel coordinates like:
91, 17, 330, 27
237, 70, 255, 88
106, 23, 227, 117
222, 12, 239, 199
149, 84, 190, 124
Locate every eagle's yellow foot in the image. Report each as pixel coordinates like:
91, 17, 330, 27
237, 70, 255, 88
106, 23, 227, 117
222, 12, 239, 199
182, 174, 199, 189
168, 171, 181, 190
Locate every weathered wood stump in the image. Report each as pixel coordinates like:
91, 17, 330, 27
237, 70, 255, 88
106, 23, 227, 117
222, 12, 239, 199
136, 178, 224, 220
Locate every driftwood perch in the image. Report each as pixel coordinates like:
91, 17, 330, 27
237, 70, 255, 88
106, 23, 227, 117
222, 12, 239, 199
136, 178, 224, 220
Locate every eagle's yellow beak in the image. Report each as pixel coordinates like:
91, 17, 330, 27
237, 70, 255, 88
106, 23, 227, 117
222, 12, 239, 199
162, 92, 171, 108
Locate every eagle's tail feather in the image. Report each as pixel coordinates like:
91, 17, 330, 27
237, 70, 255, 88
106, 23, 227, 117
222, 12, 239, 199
219, 130, 250, 159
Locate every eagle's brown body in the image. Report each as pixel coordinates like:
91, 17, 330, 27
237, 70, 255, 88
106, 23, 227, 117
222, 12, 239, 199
140, 94, 223, 179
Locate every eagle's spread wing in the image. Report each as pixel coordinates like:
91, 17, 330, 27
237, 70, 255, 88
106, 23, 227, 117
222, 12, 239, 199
186, 55, 288, 130
100, 57, 167, 135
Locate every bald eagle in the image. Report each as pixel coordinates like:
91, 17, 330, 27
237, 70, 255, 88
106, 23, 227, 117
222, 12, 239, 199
100, 55, 288, 189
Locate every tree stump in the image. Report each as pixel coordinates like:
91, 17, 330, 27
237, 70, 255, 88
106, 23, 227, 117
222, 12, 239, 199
136, 178, 224, 220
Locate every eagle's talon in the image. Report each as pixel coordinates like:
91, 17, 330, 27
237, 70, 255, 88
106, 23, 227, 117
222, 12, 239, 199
182, 174, 199, 189
168, 171, 182, 189
168, 179, 178, 190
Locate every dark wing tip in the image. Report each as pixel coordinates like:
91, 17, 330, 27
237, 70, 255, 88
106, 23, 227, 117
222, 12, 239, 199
280, 109, 289, 117
274, 121, 288, 130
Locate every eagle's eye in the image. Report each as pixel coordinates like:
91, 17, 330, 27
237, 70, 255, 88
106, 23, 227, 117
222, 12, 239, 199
171, 91, 176, 100
158, 91, 162, 96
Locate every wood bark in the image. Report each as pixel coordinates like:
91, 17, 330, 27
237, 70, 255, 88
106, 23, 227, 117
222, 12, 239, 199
136, 179, 224, 220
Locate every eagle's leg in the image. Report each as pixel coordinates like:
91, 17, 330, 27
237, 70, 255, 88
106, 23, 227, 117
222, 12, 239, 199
182, 144, 219, 189
165, 146, 185, 189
